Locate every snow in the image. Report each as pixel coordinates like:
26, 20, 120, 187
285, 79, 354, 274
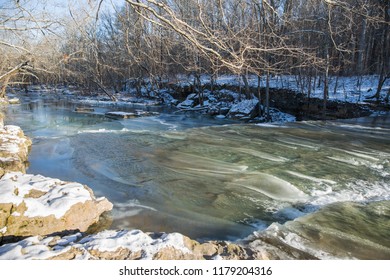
79, 230, 190, 259
0, 229, 191, 260
177, 98, 195, 108
0, 236, 70, 260
0, 227, 6, 234
106, 111, 136, 117
0, 126, 24, 154
0, 172, 93, 219
195, 74, 390, 104
229, 99, 258, 115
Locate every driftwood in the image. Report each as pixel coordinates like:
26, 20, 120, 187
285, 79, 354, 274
92, 80, 118, 102
0, 61, 29, 98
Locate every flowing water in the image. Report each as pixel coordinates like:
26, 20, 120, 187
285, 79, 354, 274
4, 95, 390, 259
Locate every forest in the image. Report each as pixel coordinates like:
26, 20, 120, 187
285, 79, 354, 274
0, 0, 389, 112
1, 0, 390, 263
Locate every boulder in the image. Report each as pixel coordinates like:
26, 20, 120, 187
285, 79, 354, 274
0, 172, 113, 239
0, 125, 32, 173
228, 99, 259, 119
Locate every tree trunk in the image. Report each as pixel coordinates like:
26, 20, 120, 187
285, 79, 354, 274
357, 16, 367, 76
257, 75, 262, 117
0, 61, 29, 98
241, 70, 251, 99
323, 50, 329, 119
265, 70, 270, 121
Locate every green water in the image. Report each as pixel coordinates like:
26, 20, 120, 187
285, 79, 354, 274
4, 96, 390, 259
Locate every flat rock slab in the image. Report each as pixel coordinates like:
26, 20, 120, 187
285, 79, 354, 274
75, 107, 95, 113
105, 110, 159, 119
0, 172, 113, 238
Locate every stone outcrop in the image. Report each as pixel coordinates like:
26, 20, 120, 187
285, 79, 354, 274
0, 229, 259, 260
0, 124, 32, 174
227, 99, 259, 119
0, 172, 113, 239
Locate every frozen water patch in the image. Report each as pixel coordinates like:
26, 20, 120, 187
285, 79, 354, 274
77, 128, 130, 134
292, 180, 390, 216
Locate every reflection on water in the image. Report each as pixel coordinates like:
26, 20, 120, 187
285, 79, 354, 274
4, 96, 390, 258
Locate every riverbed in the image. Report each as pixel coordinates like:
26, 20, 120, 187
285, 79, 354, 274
4, 94, 390, 258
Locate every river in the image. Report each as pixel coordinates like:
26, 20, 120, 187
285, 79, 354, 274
4, 94, 390, 259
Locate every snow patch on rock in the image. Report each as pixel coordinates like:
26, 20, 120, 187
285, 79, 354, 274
0, 172, 92, 219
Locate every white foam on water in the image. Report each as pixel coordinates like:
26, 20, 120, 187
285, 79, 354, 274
235, 148, 289, 163
229, 172, 309, 202
286, 171, 337, 185
112, 200, 157, 219
309, 180, 390, 207
77, 128, 131, 134
327, 156, 363, 166
155, 119, 178, 131
160, 132, 187, 140
337, 124, 390, 131
170, 152, 248, 174
276, 138, 319, 150
264, 223, 337, 259
332, 148, 380, 161
327, 155, 389, 176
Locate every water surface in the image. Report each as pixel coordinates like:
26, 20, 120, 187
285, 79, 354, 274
4, 95, 390, 258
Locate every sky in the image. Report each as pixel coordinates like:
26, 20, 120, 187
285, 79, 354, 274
0, 0, 124, 21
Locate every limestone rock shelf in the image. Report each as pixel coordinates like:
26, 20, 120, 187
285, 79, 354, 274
0, 172, 113, 238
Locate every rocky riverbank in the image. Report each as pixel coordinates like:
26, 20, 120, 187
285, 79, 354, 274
0, 107, 112, 244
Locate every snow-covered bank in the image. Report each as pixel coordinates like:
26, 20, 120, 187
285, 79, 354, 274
70, 74, 389, 122
179, 74, 390, 104
0, 227, 316, 260
0, 229, 249, 260
0, 113, 112, 242
0, 172, 113, 238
